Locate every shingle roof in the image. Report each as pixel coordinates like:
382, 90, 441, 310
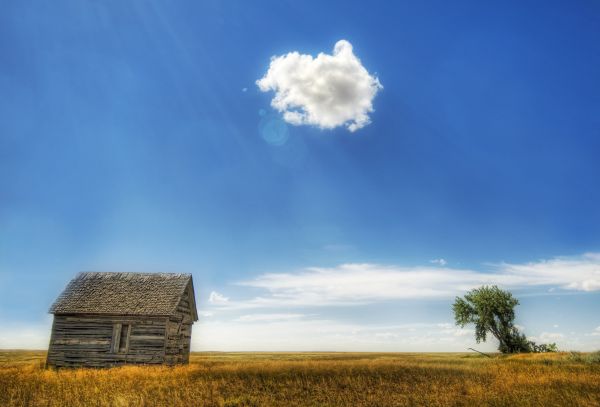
49, 272, 198, 320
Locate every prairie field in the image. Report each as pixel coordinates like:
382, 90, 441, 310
1, 350, 599, 406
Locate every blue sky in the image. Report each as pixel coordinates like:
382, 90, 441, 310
1, 0, 599, 351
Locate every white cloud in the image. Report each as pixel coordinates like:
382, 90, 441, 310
430, 258, 447, 266
540, 332, 565, 340
437, 323, 472, 337
498, 253, 600, 291
590, 327, 600, 337
218, 253, 600, 308
256, 40, 382, 132
530, 332, 566, 344
235, 313, 306, 323
234, 264, 486, 307
451, 329, 474, 337
208, 291, 229, 304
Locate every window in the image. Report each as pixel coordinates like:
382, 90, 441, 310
118, 324, 129, 353
111, 323, 130, 353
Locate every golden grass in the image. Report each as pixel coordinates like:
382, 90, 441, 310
1, 350, 599, 406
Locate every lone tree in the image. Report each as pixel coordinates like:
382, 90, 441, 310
453, 285, 556, 353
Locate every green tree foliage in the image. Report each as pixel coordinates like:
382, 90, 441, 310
453, 285, 557, 353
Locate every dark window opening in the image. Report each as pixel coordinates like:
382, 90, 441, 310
112, 323, 131, 354
118, 324, 129, 353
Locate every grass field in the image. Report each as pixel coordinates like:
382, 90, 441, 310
1, 350, 599, 406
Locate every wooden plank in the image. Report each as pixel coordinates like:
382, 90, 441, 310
52, 339, 111, 345
111, 323, 122, 353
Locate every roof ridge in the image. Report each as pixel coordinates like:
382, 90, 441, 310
78, 271, 192, 275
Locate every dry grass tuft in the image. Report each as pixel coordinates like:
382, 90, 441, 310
1, 350, 599, 406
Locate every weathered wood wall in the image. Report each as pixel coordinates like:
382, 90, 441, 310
46, 315, 168, 368
164, 283, 194, 364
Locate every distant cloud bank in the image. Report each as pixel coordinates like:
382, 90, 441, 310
191, 252, 600, 351
209, 252, 600, 309
256, 40, 382, 132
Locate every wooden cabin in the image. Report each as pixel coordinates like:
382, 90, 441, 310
46, 272, 198, 368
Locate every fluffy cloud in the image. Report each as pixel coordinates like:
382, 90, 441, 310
499, 253, 600, 291
430, 258, 448, 266
208, 291, 229, 304
256, 40, 382, 132
237, 264, 490, 306
208, 253, 600, 308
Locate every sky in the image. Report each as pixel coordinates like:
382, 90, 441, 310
1, 0, 599, 352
